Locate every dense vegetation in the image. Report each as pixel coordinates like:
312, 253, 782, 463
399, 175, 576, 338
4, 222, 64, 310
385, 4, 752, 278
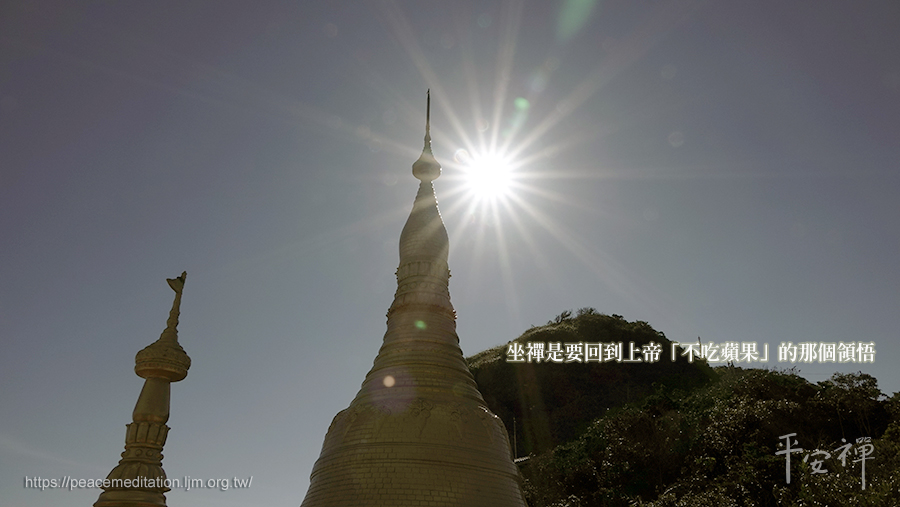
467, 310, 900, 506
467, 309, 716, 455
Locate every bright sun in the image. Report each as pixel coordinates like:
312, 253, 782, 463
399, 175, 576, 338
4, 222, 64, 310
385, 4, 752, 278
462, 152, 514, 201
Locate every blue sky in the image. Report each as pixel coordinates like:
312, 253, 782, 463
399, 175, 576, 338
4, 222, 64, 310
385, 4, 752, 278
2, 1, 898, 506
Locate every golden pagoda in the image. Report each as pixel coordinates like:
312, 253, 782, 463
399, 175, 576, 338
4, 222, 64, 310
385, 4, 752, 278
300, 93, 527, 507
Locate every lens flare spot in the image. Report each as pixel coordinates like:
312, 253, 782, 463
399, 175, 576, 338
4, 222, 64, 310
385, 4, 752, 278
383, 375, 395, 387
668, 131, 685, 148
454, 148, 472, 164
556, 0, 599, 42
529, 70, 549, 93
514, 97, 530, 111
415, 320, 427, 330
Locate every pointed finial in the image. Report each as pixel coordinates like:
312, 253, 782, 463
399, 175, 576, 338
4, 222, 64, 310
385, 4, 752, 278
95, 272, 191, 507
425, 88, 431, 148
135, 271, 191, 382
413, 90, 441, 181
160, 271, 186, 342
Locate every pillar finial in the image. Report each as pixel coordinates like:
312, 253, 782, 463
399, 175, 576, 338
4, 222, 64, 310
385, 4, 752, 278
160, 271, 185, 342
425, 88, 431, 149
94, 272, 192, 507
412, 90, 441, 182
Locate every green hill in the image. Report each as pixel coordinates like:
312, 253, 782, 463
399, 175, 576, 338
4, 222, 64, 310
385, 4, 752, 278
467, 310, 900, 507
467, 310, 716, 456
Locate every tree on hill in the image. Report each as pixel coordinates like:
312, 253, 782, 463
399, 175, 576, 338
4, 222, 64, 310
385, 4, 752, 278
467, 311, 716, 455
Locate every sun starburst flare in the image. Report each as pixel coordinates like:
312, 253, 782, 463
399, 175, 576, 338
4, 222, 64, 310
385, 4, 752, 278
455, 150, 515, 202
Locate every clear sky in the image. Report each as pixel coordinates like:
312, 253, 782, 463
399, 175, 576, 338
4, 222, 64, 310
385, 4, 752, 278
2, 1, 898, 506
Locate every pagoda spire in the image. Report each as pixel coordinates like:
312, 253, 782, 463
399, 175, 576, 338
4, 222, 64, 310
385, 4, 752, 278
424, 89, 432, 150
94, 272, 191, 507
300, 95, 527, 507
412, 89, 441, 182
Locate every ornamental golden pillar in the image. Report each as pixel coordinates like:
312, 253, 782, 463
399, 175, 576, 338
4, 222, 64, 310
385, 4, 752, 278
94, 272, 191, 507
